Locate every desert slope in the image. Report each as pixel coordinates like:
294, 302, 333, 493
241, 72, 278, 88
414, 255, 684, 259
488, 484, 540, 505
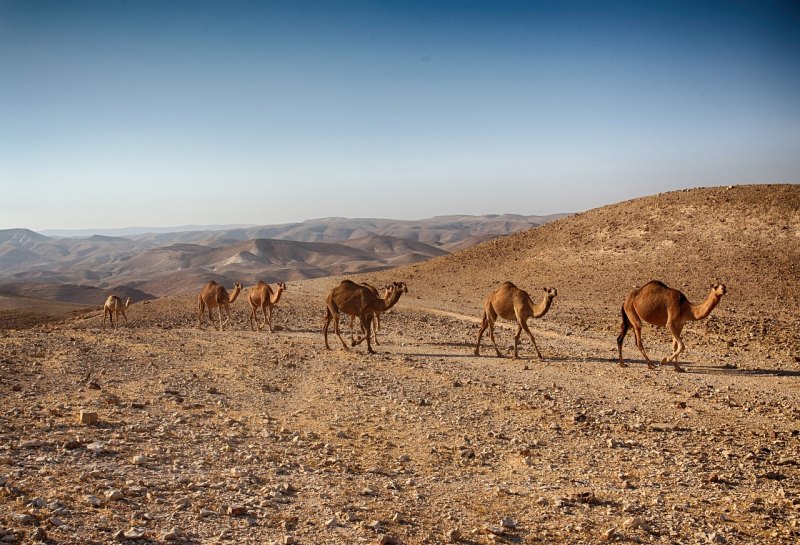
370, 184, 800, 361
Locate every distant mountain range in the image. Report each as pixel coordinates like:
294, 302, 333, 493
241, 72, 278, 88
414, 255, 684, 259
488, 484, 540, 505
0, 214, 566, 304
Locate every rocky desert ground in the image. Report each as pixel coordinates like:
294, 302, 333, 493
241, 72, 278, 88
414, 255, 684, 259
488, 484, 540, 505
1, 185, 799, 545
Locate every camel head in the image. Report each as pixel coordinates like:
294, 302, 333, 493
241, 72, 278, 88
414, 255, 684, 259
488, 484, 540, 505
542, 287, 558, 300
277, 282, 287, 291
711, 283, 727, 297
124, 296, 132, 308
393, 281, 409, 294
233, 282, 244, 292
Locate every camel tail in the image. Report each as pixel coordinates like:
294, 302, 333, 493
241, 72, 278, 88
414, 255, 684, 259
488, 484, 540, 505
616, 305, 629, 349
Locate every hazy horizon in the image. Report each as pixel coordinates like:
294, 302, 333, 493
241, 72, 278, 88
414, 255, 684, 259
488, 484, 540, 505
2, 1, 799, 231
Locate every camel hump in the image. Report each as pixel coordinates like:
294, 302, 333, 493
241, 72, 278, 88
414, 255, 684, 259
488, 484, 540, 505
500, 281, 517, 289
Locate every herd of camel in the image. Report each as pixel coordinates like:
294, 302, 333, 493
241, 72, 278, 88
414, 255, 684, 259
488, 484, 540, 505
102, 278, 727, 372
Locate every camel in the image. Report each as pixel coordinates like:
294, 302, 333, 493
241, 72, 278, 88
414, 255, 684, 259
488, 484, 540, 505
102, 295, 131, 329
617, 280, 727, 372
474, 282, 558, 359
323, 280, 408, 354
198, 281, 243, 331
348, 283, 389, 345
248, 281, 287, 332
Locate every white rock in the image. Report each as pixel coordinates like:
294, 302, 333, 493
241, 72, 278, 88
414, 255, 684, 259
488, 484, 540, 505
500, 517, 517, 529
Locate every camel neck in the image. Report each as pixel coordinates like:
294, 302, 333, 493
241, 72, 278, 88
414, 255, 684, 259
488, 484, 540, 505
271, 288, 285, 305
690, 290, 721, 321
531, 293, 553, 318
229, 288, 242, 303
380, 289, 403, 311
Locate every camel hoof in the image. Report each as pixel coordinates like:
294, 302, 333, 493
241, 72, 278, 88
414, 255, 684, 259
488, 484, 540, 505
660, 358, 669, 367
674, 366, 686, 373
647, 363, 656, 370
618, 362, 629, 368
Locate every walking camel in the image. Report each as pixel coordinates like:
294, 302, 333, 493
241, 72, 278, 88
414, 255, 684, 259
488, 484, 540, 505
198, 281, 243, 331
248, 281, 287, 332
103, 295, 132, 329
617, 280, 727, 372
348, 282, 389, 345
475, 282, 558, 359
324, 280, 408, 354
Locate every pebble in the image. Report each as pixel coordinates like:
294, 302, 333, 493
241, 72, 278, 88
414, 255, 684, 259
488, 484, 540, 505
123, 527, 147, 540
86, 495, 103, 507
105, 489, 124, 501
163, 527, 183, 541
500, 517, 517, 529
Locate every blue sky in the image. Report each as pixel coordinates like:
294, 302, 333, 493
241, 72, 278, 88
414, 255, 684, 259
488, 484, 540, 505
1, 0, 798, 231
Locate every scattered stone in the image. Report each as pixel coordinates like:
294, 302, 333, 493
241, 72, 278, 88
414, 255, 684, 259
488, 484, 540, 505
447, 528, 461, 543
105, 489, 124, 501
163, 527, 183, 541
86, 495, 103, 507
500, 517, 517, 529
123, 527, 147, 540
31, 528, 47, 542
11, 514, 34, 525
200, 508, 217, 517
86, 442, 106, 454
131, 455, 147, 465
20, 439, 43, 448
78, 410, 99, 425
227, 505, 247, 516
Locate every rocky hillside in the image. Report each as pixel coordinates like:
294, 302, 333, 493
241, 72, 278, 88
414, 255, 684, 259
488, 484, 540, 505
367, 184, 800, 360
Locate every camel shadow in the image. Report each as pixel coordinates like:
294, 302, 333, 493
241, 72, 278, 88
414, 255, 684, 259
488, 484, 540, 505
685, 364, 800, 377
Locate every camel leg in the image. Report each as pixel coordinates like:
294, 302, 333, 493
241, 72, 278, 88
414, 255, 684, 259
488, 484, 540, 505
373, 313, 380, 346
216, 306, 224, 331
267, 306, 273, 333
630, 319, 655, 369
103, 309, 108, 329
332, 311, 350, 350
474, 313, 489, 355
663, 322, 686, 372
261, 305, 268, 331
616, 306, 630, 367
121, 310, 128, 325
323, 309, 333, 349
487, 318, 503, 358
513, 325, 522, 359
351, 315, 369, 347
363, 314, 376, 354
520, 319, 543, 360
